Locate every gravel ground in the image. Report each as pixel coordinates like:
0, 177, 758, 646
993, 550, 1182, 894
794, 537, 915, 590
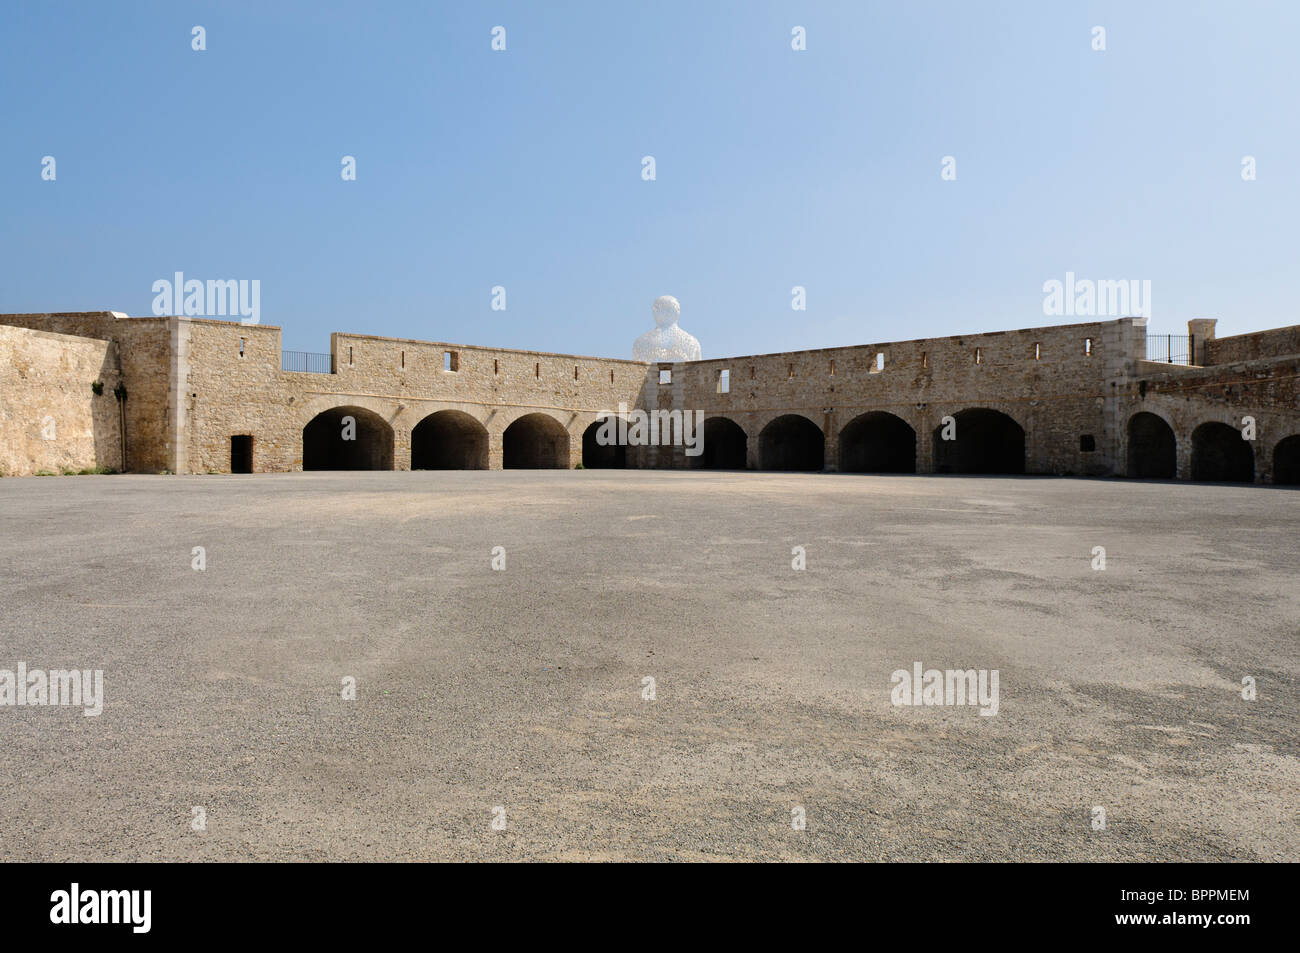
1, 469, 1296, 861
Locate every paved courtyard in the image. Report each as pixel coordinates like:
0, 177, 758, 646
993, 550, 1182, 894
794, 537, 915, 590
1, 470, 1296, 861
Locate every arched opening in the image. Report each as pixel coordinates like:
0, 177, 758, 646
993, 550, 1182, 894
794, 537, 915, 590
411, 410, 488, 470
302, 406, 394, 471
504, 413, 570, 469
1127, 412, 1176, 479
1191, 422, 1254, 483
582, 417, 626, 468
693, 417, 748, 469
759, 415, 824, 471
1273, 435, 1300, 486
839, 412, 916, 473
932, 408, 1025, 474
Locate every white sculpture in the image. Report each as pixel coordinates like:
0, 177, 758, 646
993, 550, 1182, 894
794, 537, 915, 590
633, 295, 701, 363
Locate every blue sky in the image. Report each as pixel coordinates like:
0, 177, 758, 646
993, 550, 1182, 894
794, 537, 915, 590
3, 1, 1297, 357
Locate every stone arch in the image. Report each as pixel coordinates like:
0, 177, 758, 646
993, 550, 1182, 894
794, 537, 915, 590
504, 412, 570, 469
932, 408, 1025, 474
1126, 411, 1176, 479
693, 416, 748, 469
839, 411, 916, 473
302, 405, 394, 471
582, 416, 626, 468
1191, 422, 1254, 483
759, 414, 824, 471
1273, 435, 1300, 486
411, 410, 488, 469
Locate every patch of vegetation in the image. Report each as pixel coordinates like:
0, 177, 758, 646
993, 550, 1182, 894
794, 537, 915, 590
34, 469, 58, 476
91, 380, 104, 395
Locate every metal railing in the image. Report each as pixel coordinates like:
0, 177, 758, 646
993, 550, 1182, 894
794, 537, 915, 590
1146, 334, 1193, 365
282, 351, 334, 374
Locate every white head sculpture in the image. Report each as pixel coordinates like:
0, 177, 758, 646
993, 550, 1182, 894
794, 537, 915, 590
634, 295, 701, 362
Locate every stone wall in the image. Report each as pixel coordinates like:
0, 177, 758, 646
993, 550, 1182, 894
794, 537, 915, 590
1204, 325, 1300, 365
0, 324, 122, 476
0, 313, 172, 472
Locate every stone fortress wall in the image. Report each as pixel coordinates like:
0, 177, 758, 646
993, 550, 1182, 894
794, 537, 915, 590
1, 310, 1298, 484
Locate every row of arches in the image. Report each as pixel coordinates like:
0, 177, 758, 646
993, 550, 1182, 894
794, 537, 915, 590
1126, 412, 1300, 484
303, 408, 571, 471
297, 405, 1300, 483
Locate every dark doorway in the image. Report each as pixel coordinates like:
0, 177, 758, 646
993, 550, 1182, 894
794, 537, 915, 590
230, 435, 253, 473
581, 418, 626, 468
1191, 422, 1254, 483
412, 410, 488, 469
1273, 435, 1300, 486
759, 415, 824, 471
302, 406, 395, 470
1127, 412, 1176, 478
932, 408, 1025, 474
839, 412, 916, 473
504, 413, 569, 468
693, 417, 748, 469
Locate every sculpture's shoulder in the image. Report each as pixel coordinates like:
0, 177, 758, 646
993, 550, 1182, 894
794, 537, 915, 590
668, 326, 701, 361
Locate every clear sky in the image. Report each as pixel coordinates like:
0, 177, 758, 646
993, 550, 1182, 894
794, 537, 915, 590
3, 1, 1297, 358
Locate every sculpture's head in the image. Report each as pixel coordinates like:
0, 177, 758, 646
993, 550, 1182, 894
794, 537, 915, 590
651, 295, 680, 329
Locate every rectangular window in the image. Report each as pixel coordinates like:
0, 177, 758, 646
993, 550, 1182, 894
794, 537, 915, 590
975, 347, 983, 365
401, 350, 405, 369
921, 351, 928, 369
609, 369, 614, 383
238, 337, 245, 358
659, 368, 671, 385
1080, 434, 1096, 452
535, 362, 540, 378
1034, 343, 1041, 360
787, 364, 794, 379
717, 368, 730, 393
574, 365, 579, 380
870, 352, 884, 373
494, 358, 499, 375
751, 366, 756, 379
1084, 337, 1093, 356
348, 346, 354, 365
829, 359, 835, 376
444, 351, 459, 372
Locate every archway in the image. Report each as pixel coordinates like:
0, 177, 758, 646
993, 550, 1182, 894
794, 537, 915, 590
759, 415, 824, 471
582, 418, 626, 468
302, 406, 394, 470
1191, 422, 1254, 483
932, 409, 1025, 474
693, 417, 748, 469
411, 410, 488, 469
1273, 435, 1300, 486
839, 412, 916, 473
1127, 412, 1176, 479
504, 413, 570, 469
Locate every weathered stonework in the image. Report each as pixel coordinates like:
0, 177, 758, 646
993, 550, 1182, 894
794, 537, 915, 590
2, 310, 1298, 484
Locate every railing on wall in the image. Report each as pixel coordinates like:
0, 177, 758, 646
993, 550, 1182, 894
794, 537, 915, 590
282, 351, 334, 374
1146, 334, 1193, 365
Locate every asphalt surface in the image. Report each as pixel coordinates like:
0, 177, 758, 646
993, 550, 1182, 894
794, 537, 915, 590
1, 470, 1296, 861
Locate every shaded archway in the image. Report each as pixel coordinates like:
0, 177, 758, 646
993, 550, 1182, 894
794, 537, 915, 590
1127, 412, 1176, 479
1191, 422, 1254, 483
412, 410, 488, 469
759, 415, 824, 471
504, 413, 570, 469
303, 406, 394, 470
932, 408, 1025, 474
693, 416, 748, 469
839, 412, 916, 473
1273, 435, 1300, 486
582, 417, 626, 468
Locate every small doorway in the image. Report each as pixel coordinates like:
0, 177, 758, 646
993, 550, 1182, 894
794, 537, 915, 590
231, 435, 254, 473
